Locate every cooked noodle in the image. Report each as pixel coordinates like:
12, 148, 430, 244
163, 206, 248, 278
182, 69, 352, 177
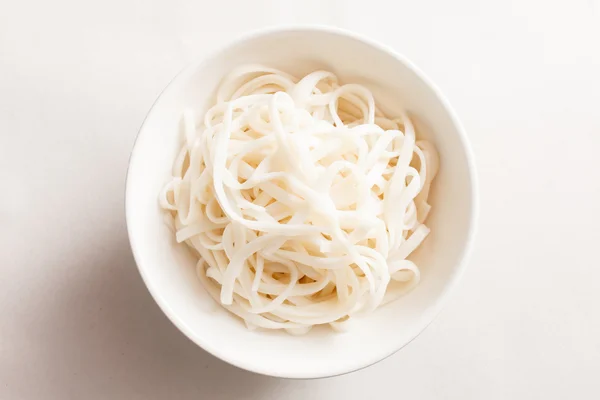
159, 65, 439, 334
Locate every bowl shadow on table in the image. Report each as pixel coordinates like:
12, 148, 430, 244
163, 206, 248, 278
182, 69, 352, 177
43, 216, 281, 398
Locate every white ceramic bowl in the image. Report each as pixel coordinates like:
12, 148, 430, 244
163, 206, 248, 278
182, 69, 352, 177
126, 26, 478, 379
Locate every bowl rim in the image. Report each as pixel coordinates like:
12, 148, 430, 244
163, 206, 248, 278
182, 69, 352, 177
125, 24, 479, 379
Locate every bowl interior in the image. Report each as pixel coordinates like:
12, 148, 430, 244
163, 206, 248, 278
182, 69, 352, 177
126, 28, 476, 378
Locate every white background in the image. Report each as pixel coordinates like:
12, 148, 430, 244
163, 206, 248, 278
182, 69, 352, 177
1, 0, 599, 398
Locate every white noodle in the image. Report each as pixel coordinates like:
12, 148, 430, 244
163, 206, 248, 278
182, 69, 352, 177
160, 65, 439, 333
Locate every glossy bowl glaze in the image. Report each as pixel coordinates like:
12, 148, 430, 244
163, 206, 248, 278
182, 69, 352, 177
126, 26, 478, 379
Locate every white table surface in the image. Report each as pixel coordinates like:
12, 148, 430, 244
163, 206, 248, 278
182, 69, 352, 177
2, 0, 599, 398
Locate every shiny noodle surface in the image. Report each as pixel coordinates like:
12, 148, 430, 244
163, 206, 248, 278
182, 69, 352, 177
160, 65, 439, 334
